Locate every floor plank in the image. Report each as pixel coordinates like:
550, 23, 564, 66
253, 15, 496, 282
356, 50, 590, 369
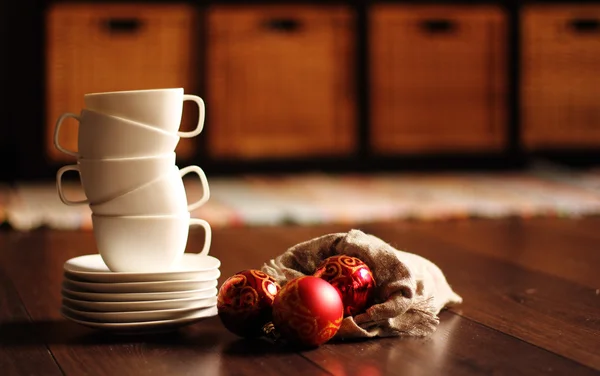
0, 233, 63, 376
399, 218, 600, 288
0, 230, 330, 376
302, 311, 598, 376
232, 224, 600, 374
531, 217, 600, 242
361, 222, 600, 370
2, 220, 598, 374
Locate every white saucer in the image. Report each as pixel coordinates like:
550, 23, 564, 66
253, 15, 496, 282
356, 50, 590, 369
64, 254, 221, 283
61, 305, 218, 333
62, 284, 218, 302
61, 296, 218, 323
63, 274, 220, 294
62, 289, 217, 312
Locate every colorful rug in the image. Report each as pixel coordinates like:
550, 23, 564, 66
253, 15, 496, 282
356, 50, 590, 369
2, 169, 600, 231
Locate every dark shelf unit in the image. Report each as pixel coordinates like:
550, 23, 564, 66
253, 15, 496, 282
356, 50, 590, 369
1, 0, 599, 183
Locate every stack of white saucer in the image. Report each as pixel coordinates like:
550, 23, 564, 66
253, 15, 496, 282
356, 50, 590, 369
53, 88, 219, 331
60, 254, 220, 333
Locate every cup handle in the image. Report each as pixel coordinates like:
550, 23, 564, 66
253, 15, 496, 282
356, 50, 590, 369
179, 165, 210, 211
56, 165, 89, 205
54, 112, 80, 157
178, 95, 205, 138
189, 218, 212, 256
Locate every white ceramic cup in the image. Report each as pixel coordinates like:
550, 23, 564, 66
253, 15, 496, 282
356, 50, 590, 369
91, 213, 212, 273
84, 88, 205, 138
54, 109, 180, 159
90, 165, 210, 216
56, 152, 176, 206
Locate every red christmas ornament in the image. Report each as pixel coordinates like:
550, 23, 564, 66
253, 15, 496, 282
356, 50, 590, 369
217, 269, 281, 338
272, 276, 344, 347
313, 255, 376, 317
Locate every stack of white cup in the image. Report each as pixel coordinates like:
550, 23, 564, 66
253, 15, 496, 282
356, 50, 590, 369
54, 88, 212, 273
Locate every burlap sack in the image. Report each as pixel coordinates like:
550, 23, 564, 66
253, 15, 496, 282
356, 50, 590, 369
262, 229, 462, 339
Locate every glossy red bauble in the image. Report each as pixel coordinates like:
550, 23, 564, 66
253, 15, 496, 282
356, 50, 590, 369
217, 269, 281, 338
272, 276, 344, 347
314, 255, 376, 317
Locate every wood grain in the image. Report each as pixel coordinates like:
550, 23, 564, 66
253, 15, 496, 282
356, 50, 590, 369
370, 5, 506, 154
303, 311, 598, 376
363, 222, 600, 370
0, 230, 327, 376
200, 225, 599, 376
402, 218, 600, 288
1, 219, 599, 374
207, 5, 356, 159
0, 234, 63, 376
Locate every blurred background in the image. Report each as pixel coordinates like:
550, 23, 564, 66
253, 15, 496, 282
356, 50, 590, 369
1, 1, 599, 230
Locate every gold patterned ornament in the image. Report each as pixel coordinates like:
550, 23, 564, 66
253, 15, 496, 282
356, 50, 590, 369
272, 276, 344, 347
217, 269, 281, 338
314, 255, 376, 317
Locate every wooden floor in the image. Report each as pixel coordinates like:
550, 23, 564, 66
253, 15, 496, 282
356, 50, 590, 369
0, 217, 599, 375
